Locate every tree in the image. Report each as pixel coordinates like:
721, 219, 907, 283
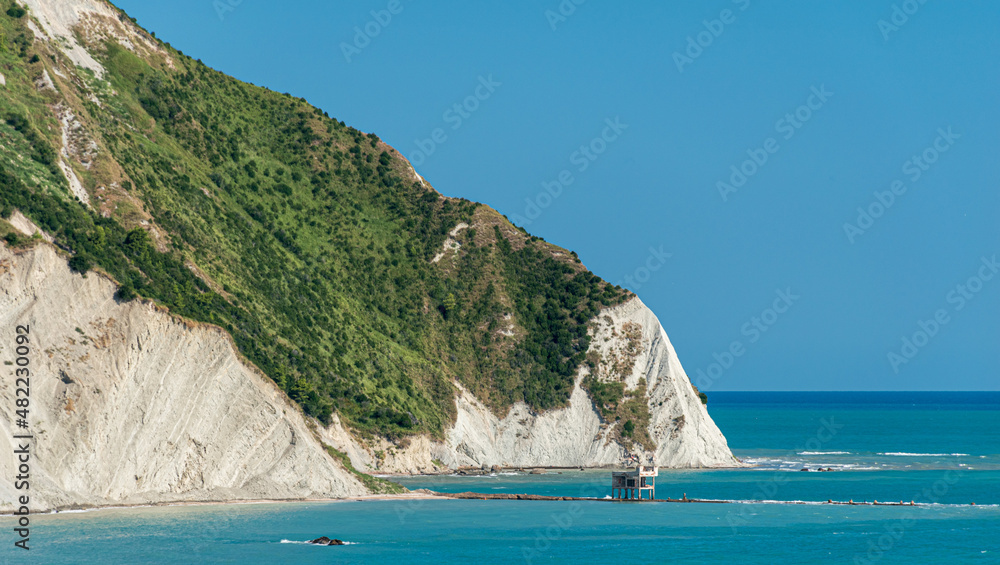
68, 254, 92, 274
116, 280, 137, 302
442, 292, 457, 320
93, 225, 107, 249
622, 419, 636, 438
122, 228, 151, 260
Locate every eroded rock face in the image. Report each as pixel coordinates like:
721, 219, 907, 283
324, 297, 740, 473
601, 298, 737, 468
19, 0, 173, 79
0, 240, 735, 514
0, 243, 367, 512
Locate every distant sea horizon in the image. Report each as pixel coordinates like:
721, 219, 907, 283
707, 390, 1000, 404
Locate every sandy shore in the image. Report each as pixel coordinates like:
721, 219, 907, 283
7, 492, 442, 517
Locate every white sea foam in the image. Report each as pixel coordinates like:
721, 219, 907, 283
798, 451, 851, 455
878, 452, 970, 457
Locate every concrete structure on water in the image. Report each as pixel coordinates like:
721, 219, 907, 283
611, 466, 658, 500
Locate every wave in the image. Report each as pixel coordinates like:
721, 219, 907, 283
797, 451, 851, 455
878, 452, 970, 457
728, 500, 999, 508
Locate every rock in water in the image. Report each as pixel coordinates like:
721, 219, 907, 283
308, 537, 346, 546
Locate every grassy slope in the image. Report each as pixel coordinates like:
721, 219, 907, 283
0, 3, 630, 440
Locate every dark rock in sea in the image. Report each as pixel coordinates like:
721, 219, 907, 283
308, 537, 346, 546
800, 468, 809, 472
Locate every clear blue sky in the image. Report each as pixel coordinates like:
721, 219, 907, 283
112, 0, 999, 391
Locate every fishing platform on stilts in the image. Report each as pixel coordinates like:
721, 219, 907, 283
610, 466, 658, 500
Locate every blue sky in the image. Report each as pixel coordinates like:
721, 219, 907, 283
112, 0, 999, 391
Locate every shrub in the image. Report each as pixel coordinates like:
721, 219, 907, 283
623, 419, 636, 437
68, 254, 92, 274
116, 281, 137, 302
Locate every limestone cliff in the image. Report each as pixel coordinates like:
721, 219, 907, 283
0, 234, 737, 511
323, 297, 740, 473
0, 240, 367, 512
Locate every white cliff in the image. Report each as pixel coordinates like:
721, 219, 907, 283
324, 296, 740, 473
0, 241, 367, 512
0, 236, 736, 512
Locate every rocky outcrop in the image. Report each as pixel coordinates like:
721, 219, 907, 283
18, 0, 173, 79
0, 242, 367, 512
324, 297, 740, 472
308, 537, 346, 546
599, 298, 738, 468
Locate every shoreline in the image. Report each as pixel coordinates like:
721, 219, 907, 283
373, 463, 750, 478
0, 466, 743, 517
11, 490, 989, 518
6, 492, 442, 517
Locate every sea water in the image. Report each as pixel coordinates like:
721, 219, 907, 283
12, 392, 1000, 564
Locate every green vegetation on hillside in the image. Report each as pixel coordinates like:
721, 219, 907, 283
0, 5, 629, 438
324, 445, 406, 494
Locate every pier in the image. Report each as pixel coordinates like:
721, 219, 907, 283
434, 492, 937, 506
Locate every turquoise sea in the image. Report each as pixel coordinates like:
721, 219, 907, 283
13, 392, 1000, 564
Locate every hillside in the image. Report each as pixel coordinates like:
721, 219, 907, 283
0, 0, 737, 493
0, 0, 636, 436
